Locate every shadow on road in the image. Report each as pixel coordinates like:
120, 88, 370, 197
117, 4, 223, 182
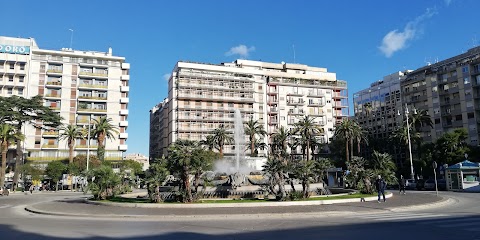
1, 214, 479, 240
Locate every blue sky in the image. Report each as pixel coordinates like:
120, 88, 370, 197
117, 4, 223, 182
3, 0, 478, 156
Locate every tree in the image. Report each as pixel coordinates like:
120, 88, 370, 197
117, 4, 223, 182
72, 154, 101, 172
390, 125, 421, 171
314, 157, 334, 183
85, 164, 121, 200
200, 135, 216, 151
0, 124, 24, 188
91, 117, 119, 161
45, 161, 66, 191
293, 159, 317, 198
369, 151, 397, 184
270, 126, 290, 154
409, 109, 433, 133
351, 122, 368, 156
0, 95, 62, 189
434, 128, 469, 165
166, 139, 216, 203
145, 160, 169, 203
58, 124, 84, 164
262, 155, 288, 200
212, 125, 233, 158
244, 118, 267, 156
334, 118, 355, 163
293, 115, 324, 161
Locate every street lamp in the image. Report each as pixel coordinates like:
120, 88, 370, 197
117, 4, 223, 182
398, 103, 415, 180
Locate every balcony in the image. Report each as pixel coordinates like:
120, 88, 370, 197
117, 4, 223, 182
120, 86, 130, 92
119, 133, 128, 139
287, 100, 305, 106
45, 81, 62, 87
288, 109, 305, 115
267, 99, 278, 105
42, 130, 58, 137
47, 106, 60, 111
121, 63, 130, 70
46, 69, 63, 75
79, 71, 108, 78
44, 93, 61, 99
118, 144, 128, 151
333, 94, 348, 99
307, 91, 325, 97
41, 144, 58, 149
268, 107, 278, 114
119, 109, 129, 115
121, 75, 130, 81
268, 119, 278, 125
78, 83, 108, 89
119, 121, 129, 127
120, 98, 129, 103
287, 92, 303, 96
77, 107, 107, 113
78, 95, 108, 101
75, 145, 98, 149
308, 101, 325, 107
310, 111, 325, 116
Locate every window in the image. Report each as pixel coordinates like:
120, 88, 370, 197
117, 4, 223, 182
435, 118, 440, 124
456, 115, 462, 121
19, 63, 25, 70
464, 77, 470, 84
258, 86, 263, 90
8, 76, 13, 82
19, 76, 24, 82
7, 88, 12, 94
462, 66, 469, 73
9, 63, 14, 69
17, 88, 23, 95
468, 112, 475, 119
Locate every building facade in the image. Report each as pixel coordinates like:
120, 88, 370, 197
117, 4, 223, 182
150, 59, 348, 160
401, 46, 480, 145
123, 153, 149, 171
353, 71, 411, 164
0, 36, 130, 166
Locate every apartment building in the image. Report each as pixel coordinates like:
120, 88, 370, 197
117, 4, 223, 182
401, 46, 480, 145
353, 71, 411, 164
0, 36, 130, 165
150, 59, 348, 160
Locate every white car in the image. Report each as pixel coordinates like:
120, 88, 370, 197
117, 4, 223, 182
405, 179, 417, 190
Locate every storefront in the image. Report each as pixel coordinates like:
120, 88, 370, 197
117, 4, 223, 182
446, 160, 480, 192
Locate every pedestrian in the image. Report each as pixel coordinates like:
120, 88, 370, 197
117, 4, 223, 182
375, 175, 386, 203
399, 175, 406, 195
29, 184, 34, 194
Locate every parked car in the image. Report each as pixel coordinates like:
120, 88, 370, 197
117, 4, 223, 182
0, 187, 9, 196
416, 179, 426, 190
405, 179, 417, 190
424, 179, 447, 191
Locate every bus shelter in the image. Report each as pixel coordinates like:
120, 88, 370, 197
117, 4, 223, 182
446, 160, 480, 192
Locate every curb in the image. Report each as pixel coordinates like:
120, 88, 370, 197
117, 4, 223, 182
84, 193, 394, 209
388, 196, 457, 212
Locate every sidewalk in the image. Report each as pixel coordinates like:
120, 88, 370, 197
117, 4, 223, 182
24, 192, 450, 219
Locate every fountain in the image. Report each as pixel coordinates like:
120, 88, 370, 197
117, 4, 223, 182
233, 109, 245, 171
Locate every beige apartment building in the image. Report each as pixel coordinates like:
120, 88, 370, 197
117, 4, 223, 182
150, 60, 348, 160
0, 36, 129, 166
401, 46, 480, 145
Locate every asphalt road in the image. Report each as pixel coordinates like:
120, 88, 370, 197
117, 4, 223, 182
0, 191, 479, 240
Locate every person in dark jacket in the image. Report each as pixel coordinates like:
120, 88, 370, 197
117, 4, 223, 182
399, 175, 406, 195
375, 175, 386, 202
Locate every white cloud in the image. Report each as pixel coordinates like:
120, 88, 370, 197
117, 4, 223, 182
379, 8, 437, 58
163, 73, 170, 81
225, 44, 255, 58
444, 0, 452, 6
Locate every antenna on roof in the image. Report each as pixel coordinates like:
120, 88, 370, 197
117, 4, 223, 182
292, 44, 296, 63
68, 29, 74, 50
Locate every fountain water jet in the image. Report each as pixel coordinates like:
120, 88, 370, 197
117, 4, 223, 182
233, 109, 246, 171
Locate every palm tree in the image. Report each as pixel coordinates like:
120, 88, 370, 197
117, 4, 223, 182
244, 118, 267, 156
212, 125, 233, 158
0, 124, 23, 188
370, 151, 397, 184
200, 135, 216, 151
58, 124, 84, 164
293, 116, 323, 161
390, 125, 421, 169
333, 118, 355, 162
409, 109, 433, 133
351, 121, 368, 156
270, 126, 290, 154
91, 117, 119, 161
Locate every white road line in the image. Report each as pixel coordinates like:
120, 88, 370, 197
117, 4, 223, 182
347, 212, 445, 219
0, 204, 12, 209
372, 214, 447, 221
418, 218, 480, 225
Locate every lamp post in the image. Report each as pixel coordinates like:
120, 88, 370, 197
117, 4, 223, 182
399, 103, 415, 180
86, 115, 92, 172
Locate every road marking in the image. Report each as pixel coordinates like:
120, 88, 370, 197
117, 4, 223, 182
346, 212, 448, 221
0, 204, 12, 209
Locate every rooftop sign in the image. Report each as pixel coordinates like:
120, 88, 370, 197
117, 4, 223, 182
0, 44, 30, 55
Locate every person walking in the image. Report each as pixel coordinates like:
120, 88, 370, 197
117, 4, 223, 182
399, 175, 406, 195
375, 175, 386, 203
